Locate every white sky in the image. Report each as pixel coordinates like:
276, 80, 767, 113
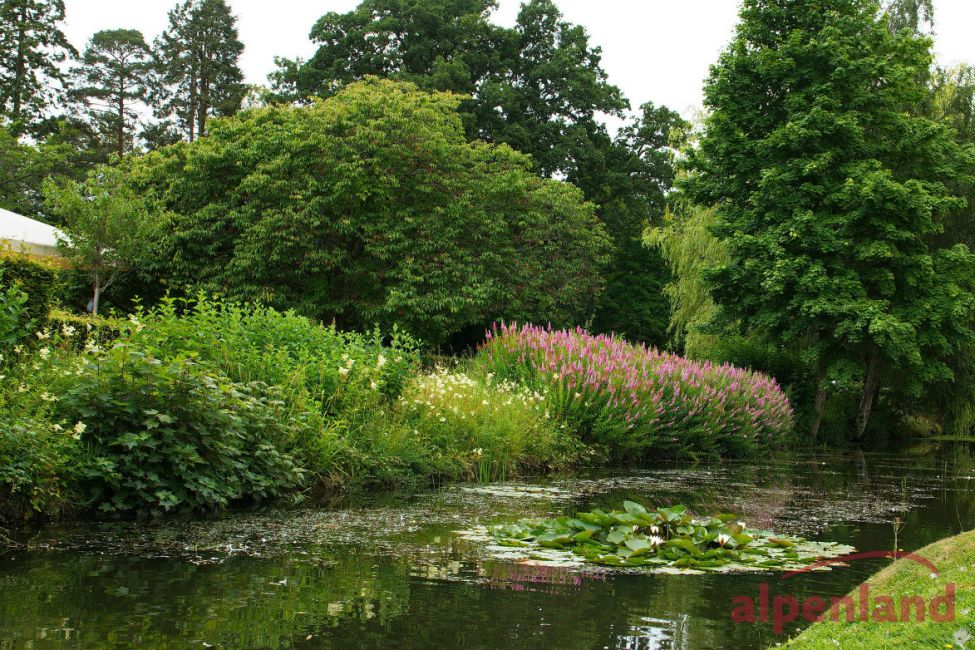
61, 0, 975, 119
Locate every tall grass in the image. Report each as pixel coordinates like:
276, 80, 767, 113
476, 323, 793, 459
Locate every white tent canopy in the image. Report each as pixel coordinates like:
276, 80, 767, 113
0, 208, 65, 258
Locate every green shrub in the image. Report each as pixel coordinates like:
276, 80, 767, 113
0, 343, 80, 524
399, 368, 577, 482
0, 271, 31, 356
49, 344, 313, 514
128, 295, 420, 416
0, 254, 57, 329
47, 308, 125, 351
0, 417, 77, 524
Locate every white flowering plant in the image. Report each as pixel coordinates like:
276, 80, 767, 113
398, 367, 580, 482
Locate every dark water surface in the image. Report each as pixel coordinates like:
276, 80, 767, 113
1, 447, 973, 649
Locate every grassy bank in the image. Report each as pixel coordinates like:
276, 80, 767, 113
786, 530, 975, 648
1, 296, 794, 526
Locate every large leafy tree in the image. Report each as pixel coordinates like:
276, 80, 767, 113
686, 0, 975, 440
153, 0, 244, 141
130, 79, 612, 345
273, 0, 626, 178
71, 29, 153, 158
274, 0, 681, 343
0, 0, 76, 133
272, 0, 506, 104
577, 103, 688, 345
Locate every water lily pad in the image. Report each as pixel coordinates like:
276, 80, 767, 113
473, 503, 855, 574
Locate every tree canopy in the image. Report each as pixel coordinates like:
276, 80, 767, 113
685, 0, 975, 439
0, 0, 76, 133
71, 29, 153, 157
153, 0, 245, 141
131, 78, 613, 345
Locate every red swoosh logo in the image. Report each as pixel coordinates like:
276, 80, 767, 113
782, 550, 939, 579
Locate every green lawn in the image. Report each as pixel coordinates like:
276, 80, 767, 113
786, 530, 975, 649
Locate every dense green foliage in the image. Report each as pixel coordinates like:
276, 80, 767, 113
0, 124, 82, 214
44, 165, 153, 315
0, 297, 589, 522
684, 0, 975, 440
0, 416, 76, 523
0, 269, 30, 353
2, 0, 679, 349
0, 0, 75, 133
128, 295, 420, 417
51, 344, 311, 513
0, 254, 55, 333
132, 79, 612, 346
272, 0, 625, 179
152, 0, 245, 141
274, 0, 679, 346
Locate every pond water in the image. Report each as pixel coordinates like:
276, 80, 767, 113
1, 447, 974, 649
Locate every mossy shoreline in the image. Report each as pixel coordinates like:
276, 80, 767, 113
785, 529, 975, 648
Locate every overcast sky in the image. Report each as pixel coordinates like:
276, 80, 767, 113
61, 0, 975, 119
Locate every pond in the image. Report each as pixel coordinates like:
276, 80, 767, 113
1, 447, 974, 649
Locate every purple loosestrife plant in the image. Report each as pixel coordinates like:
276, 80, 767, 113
477, 323, 793, 459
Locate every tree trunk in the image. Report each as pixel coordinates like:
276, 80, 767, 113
91, 268, 101, 316
854, 349, 881, 440
809, 363, 828, 442
188, 69, 198, 141
197, 74, 208, 138
117, 69, 126, 157
11, 2, 28, 130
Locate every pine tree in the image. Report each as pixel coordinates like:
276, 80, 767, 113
0, 0, 76, 133
153, 0, 244, 141
72, 29, 153, 158
686, 0, 975, 440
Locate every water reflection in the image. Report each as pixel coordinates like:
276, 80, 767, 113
0, 447, 973, 649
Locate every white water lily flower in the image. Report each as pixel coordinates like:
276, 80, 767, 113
648, 535, 665, 548
650, 525, 660, 535
716, 533, 733, 546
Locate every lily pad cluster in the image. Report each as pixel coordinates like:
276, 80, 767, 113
490, 502, 853, 572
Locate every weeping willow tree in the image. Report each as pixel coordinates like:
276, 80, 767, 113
882, 0, 933, 33
644, 204, 727, 358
